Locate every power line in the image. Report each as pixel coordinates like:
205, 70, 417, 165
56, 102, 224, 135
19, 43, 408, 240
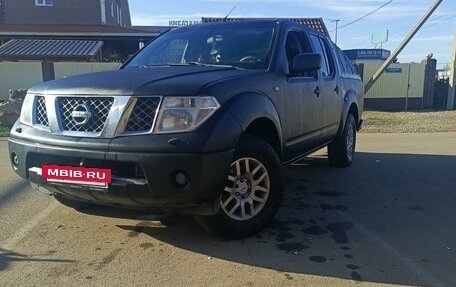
389, 8, 456, 35
335, 0, 393, 31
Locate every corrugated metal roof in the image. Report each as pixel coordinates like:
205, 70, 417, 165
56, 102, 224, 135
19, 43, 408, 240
201, 17, 329, 37
0, 39, 103, 59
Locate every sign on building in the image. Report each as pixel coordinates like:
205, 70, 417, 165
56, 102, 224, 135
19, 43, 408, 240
169, 20, 201, 27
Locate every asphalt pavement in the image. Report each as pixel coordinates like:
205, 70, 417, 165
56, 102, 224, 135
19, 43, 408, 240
0, 133, 455, 287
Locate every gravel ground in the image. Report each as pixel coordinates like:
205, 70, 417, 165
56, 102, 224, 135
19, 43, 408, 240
361, 110, 456, 133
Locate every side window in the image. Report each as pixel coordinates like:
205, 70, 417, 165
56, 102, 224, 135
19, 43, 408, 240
335, 46, 360, 78
285, 31, 312, 75
309, 34, 330, 77
319, 38, 335, 77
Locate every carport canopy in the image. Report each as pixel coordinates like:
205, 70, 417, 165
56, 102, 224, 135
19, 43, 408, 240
0, 39, 104, 61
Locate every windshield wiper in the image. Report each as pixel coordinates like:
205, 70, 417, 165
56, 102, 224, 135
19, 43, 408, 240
136, 63, 241, 69
186, 62, 241, 69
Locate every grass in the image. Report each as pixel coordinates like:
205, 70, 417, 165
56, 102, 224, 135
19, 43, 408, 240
361, 110, 456, 133
0, 126, 9, 137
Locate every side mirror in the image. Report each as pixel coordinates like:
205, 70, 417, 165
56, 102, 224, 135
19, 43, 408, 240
291, 53, 322, 74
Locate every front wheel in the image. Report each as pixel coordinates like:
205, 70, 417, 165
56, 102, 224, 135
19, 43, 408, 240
195, 135, 283, 239
328, 113, 357, 167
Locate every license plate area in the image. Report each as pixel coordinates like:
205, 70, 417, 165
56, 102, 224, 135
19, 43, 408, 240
41, 164, 112, 189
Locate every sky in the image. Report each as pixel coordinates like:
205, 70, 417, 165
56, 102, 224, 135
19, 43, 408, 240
129, 0, 456, 68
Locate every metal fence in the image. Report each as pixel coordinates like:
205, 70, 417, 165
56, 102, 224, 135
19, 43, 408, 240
0, 62, 120, 100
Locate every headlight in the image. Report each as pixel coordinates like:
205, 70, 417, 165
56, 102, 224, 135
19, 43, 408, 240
155, 97, 220, 133
19, 93, 35, 126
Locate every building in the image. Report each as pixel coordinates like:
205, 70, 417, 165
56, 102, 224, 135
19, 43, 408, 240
0, 0, 131, 27
343, 48, 438, 110
0, 0, 171, 63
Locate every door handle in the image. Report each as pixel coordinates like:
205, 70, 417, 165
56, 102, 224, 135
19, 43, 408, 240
314, 86, 321, 97
335, 85, 340, 94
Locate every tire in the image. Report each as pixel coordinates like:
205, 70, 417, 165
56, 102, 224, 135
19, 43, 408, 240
328, 113, 357, 167
195, 134, 283, 239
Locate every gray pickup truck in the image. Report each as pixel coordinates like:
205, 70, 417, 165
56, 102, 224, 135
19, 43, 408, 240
8, 20, 363, 238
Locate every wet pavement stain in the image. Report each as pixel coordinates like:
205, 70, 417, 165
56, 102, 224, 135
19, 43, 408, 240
95, 248, 122, 271
302, 225, 328, 235
315, 191, 348, 197
269, 220, 292, 232
284, 273, 293, 280
275, 231, 294, 243
289, 219, 306, 225
407, 205, 425, 212
344, 254, 353, 259
320, 204, 348, 211
275, 242, 308, 253
326, 223, 353, 244
309, 256, 327, 263
340, 246, 351, 250
351, 271, 362, 281
346, 264, 360, 270
139, 243, 154, 250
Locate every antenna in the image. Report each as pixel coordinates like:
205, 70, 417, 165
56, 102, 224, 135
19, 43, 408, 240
223, 5, 237, 21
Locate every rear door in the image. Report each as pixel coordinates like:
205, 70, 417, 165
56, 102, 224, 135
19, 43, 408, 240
308, 34, 341, 142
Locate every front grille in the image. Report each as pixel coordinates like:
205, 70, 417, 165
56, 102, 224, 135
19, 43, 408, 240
35, 96, 49, 127
124, 97, 161, 133
57, 97, 114, 133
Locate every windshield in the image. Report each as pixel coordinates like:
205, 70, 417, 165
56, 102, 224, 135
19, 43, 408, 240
125, 22, 277, 70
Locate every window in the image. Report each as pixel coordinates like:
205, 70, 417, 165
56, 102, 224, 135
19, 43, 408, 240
126, 22, 276, 70
111, 2, 114, 18
334, 46, 360, 79
284, 31, 312, 75
35, 0, 53, 6
309, 34, 332, 77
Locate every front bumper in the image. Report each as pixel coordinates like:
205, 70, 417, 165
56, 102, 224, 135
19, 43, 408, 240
8, 135, 234, 211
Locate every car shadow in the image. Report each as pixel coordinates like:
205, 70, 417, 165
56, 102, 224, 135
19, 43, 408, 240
110, 151, 455, 287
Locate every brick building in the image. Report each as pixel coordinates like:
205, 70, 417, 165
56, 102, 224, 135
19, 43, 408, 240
0, 0, 131, 27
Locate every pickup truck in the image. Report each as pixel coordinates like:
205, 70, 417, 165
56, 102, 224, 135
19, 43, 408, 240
8, 20, 363, 238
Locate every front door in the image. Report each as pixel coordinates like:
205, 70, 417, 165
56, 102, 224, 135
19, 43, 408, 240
280, 30, 323, 161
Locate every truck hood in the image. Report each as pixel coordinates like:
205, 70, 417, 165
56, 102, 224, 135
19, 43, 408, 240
28, 66, 262, 96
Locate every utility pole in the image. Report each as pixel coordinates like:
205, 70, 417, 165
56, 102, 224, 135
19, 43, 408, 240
364, 0, 443, 94
330, 19, 340, 44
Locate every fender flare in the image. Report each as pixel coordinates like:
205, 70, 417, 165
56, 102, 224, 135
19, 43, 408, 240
337, 90, 359, 137
225, 92, 283, 154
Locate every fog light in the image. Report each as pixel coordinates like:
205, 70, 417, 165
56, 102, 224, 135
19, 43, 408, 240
11, 152, 19, 167
174, 171, 189, 188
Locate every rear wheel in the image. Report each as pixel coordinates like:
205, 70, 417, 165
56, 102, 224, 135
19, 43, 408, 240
195, 135, 283, 239
328, 113, 357, 167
